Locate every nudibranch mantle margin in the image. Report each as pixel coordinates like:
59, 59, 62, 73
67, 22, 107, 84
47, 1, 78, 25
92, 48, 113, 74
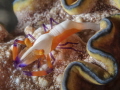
61, 14, 120, 90
61, 0, 98, 15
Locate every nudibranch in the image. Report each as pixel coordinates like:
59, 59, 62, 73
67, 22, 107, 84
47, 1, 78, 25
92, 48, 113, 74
13, 0, 34, 12
61, 0, 97, 15
12, 19, 99, 76
110, 0, 120, 9
61, 14, 120, 90
0, 0, 18, 32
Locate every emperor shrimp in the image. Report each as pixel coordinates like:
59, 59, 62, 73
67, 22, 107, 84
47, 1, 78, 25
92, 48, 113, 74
12, 19, 99, 76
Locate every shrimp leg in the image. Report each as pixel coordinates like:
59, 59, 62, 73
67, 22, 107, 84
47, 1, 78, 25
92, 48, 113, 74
12, 34, 35, 64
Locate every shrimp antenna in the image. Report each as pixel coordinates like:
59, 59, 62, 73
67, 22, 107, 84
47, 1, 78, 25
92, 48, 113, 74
50, 18, 58, 29
42, 18, 58, 32
26, 34, 36, 41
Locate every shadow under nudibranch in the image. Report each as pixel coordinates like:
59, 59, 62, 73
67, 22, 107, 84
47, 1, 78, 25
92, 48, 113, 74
0, 0, 18, 32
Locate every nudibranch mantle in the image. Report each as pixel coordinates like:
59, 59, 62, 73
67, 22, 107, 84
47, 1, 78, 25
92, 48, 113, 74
61, 0, 97, 15
87, 18, 118, 77
13, 0, 34, 12
62, 14, 120, 90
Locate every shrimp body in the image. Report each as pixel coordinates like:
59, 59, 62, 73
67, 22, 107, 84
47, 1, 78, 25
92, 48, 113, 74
12, 20, 99, 76
18, 20, 99, 66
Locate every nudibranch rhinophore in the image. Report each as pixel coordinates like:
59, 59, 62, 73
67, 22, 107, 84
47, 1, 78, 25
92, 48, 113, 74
61, 14, 120, 90
61, 0, 97, 15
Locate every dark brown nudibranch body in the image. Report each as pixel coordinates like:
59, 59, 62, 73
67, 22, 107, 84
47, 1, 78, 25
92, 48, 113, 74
61, 14, 120, 90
